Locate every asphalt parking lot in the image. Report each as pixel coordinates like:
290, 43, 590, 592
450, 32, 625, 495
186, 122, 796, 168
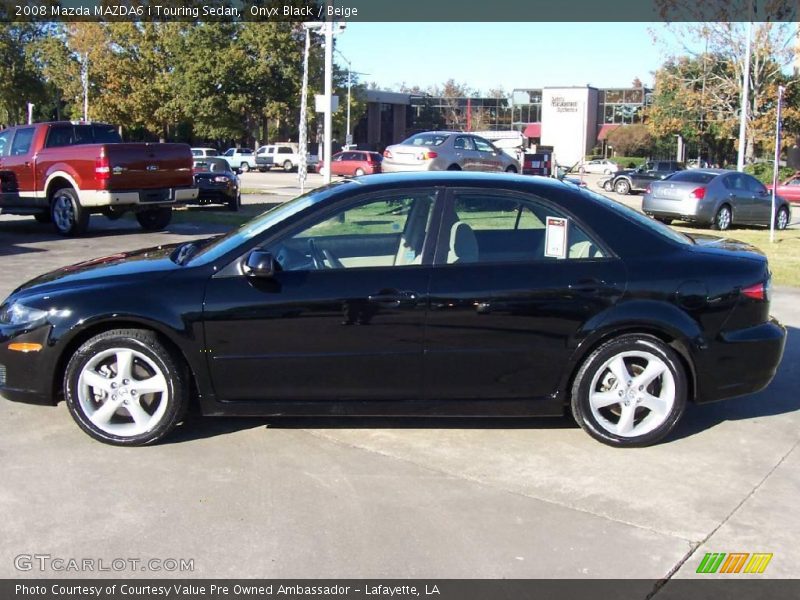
0, 171, 798, 583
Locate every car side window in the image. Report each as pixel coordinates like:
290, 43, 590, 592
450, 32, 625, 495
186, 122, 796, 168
453, 136, 474, 150
10, 127, 35, 156
278, 147, 292, 154
788, 178, 800, 186
0, 130, 9, 156
744, 174, 766, 194
439, 191, 605, 265
45, 125, 74, 148
473, 137, 495, 153
266, 190, 437, 271
724, 174, 746, 191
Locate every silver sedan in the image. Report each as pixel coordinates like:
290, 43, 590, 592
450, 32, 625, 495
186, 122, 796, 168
643, 169, 791, 231
382, 131, 520, 173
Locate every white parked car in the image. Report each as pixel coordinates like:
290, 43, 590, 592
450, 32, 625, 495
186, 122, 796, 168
579, 159, 619, 175
255, 144, 319, 172
191, 147, 219, 158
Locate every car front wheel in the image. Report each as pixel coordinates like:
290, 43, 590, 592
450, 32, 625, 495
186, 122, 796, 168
571, 335, 687, 447
712, 204, 732, 231
775, 206, 789, 230
51, 187, 89, 236
64, 329, 188, 446
239, 162, 250, 173
614, 179, 631, 195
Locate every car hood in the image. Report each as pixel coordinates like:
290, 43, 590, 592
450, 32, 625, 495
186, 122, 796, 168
9, 243, 184, 298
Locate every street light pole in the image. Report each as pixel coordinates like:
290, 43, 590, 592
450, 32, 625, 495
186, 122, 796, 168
737, 21, 753, 172
323, 17, 334, 185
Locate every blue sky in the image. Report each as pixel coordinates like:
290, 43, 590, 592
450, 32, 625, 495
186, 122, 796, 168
335, 22, 678, 93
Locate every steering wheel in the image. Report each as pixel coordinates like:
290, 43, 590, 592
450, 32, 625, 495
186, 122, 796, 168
307, 238, 326, 269
322, 248, 344, 269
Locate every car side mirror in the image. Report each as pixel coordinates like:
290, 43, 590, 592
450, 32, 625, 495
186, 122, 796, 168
245, 250, 278, 278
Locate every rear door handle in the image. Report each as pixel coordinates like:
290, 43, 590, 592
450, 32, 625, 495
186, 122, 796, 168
569, 278, 605, 294
367, 290, 418, 306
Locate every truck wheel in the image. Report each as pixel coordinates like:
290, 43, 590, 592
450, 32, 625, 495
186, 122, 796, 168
239, 162, 250, 173
614, 179, 631, 195
136, 207, 172, 231
283, 160, 294, 172
51, 187, 89, 237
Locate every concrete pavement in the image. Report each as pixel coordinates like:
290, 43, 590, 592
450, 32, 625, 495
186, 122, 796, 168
0, 177, 798, 584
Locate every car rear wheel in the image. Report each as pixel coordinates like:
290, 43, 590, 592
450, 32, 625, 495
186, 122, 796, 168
571, 335, 687, 447
239, 162, 250, 173
775, 206, 789, 230
136, 207, 172, 231
505, 166, 517, 173
51, 187, 89, 237
602, 180, 613, 192
355, 168, 365, 177
283, 160, 294, 172
446, 164, 461, 171
64, 329, 188, 446
228, 193, 241, 212
655, 217, 673, 225
712, 204, 732, 231
614, 179, 631, 195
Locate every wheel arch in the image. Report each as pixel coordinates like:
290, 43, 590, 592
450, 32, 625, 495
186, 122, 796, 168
45, 172, 80, 202
560, 310, 700, 408
51, 317, 202, 408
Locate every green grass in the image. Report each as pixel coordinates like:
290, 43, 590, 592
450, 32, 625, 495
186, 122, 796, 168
674, 223, 800, 287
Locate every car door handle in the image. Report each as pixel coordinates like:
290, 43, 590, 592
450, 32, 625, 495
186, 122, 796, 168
367, 290, 418, 306
569, 278, 605, 294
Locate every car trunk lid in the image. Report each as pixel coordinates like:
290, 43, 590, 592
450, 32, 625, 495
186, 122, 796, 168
103, 143, 194, 190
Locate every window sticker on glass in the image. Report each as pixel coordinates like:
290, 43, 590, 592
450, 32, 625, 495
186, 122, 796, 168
545, 216, 569, 259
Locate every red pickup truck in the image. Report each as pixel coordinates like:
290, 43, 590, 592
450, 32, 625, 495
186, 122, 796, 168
0, 122, 198, 236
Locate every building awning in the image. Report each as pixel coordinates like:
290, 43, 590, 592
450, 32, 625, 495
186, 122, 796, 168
597, 124, 621, 141
523, 123, 541, 138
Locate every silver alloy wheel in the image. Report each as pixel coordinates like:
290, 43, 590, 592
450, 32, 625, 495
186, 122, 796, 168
77, 347, 170, 437
717, 206, 731, 230
355, 168, 365, 176
587, 350, 676, 438
52, 193, 75, 232
777, 208, 788, 230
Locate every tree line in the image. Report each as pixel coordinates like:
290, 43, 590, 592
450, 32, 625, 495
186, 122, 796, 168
0, 21, 367, 148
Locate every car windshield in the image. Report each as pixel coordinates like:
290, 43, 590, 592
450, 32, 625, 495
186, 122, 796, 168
195, 158, 229, 172
403, 133, 449, 147
580, 189, 693, 245
668, 171, 717, 184
186, 181, 352, 265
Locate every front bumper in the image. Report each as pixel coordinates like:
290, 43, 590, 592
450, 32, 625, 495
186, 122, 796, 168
694, 318, 786, 403
0, 322, 56, 405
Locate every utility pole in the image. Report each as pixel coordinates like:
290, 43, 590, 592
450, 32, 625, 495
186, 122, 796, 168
770, 85, 785, 243
737, 21, 753, 171
322, 5, 334, 185
83, 52, 89, 122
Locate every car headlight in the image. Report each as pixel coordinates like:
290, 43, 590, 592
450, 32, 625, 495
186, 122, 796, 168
0, 302, 68, 326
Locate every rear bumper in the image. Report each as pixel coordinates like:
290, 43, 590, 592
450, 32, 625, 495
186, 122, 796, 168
643, 196, 716, 223
381, 160, 437, 173
694, 318, 786, 403
79, 186, 199, 207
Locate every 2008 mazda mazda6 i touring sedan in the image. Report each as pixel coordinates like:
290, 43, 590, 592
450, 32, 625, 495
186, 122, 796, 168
0, 173, 786, 447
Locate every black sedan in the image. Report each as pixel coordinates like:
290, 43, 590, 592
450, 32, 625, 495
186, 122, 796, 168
0, 173, 786, 447
192, 157, 241, 211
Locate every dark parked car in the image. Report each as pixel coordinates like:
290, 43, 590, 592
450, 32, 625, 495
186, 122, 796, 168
327, 150, 382, 177
0, 173, 785, 447
607, 160, 685, 195
192, 157, 241, 211
643, 169, 791, 230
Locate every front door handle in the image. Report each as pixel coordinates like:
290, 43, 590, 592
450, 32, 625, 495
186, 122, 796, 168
367, 290, 418, 307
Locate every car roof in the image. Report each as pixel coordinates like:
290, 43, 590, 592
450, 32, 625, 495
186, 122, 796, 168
332, 171, 572, 192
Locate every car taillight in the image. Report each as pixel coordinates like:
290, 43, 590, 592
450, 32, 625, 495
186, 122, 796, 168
383, 150, 393, 159
416, 151, 438, 160
741, 282, 767, 301
94, 154, 110, 183
645, 185, 651, 194
690, 187, 706, 200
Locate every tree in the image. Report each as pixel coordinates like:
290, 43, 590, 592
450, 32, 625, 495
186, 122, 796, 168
606, 124, 653, 156
0, 23, 47, 125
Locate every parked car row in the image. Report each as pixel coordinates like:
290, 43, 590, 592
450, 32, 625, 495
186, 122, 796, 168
599, 160, 685, 195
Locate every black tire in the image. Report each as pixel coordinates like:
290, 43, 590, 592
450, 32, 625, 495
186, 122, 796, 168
446, 164, 461, 171
655, 217, 673, 225
571, 334, 687, 448
34, 212, 52, 224
775, 206, 789, 230
136, 207, 172, 231
602, 180, 613, 192
283, 160, 294, 172
578, 166, 586, 174
711, 204, 732, 231
505, 165, 518, 173
51, 187, 89, 236
239, 162, 250, 173
614, 179, 631, 195
354, 168, 365, 177
228, 193, 241, 212
64, 329, 188, 446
